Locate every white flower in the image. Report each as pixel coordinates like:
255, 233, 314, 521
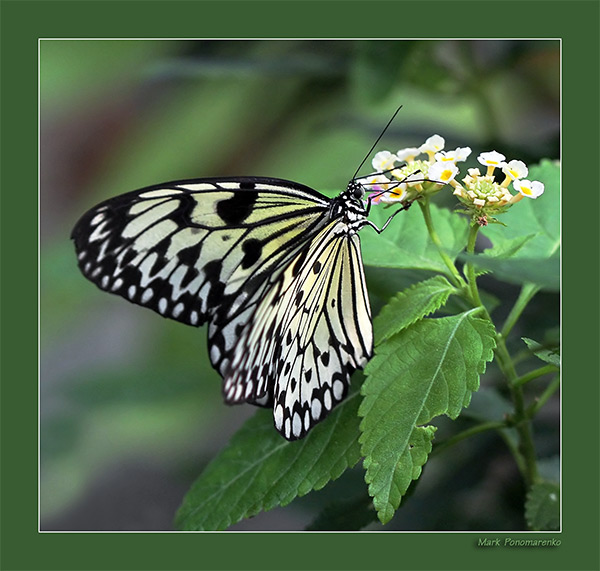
434, 146, 472, 163
513, 179, 545, 198
419, 134, 445, 154
361, 173, 392, 192
396, 147, 420, 162
477, 150, 506, 168
502, 160, 528, 181
378, 183, 408, 204
372, 150, 397, 172
401, 170, 425, 186
428, 161, 459, 184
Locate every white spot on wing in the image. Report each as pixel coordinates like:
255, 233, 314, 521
190, 310, 198, 325
172, 302, 184, 318
90, 213, 105, 226
274, 405, 284, 429
128, 285, 136, 299
311, 399, 321, 420
333, 380, 344, 401
141, 288, 153, 304
158, 298, 167, 314
139, 189, 182, 198
324, 389, 332, 410
210, 345, 221, 363
292, 412, 302, 437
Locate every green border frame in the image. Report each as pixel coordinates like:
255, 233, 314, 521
2, 1, 598, 570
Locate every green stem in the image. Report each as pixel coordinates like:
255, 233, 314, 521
501, 283, 541, 338
526, 376, 560, 418
418, 199, 465, 289
498, 430, 528, 479
432, 421, 506, 457
494, 337, 540, 486
514, 364, 559, 388
465, 222, 485, 308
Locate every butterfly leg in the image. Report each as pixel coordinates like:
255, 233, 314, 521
365, 201, 412, 233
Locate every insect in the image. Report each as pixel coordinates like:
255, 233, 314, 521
71, 109, 409, 440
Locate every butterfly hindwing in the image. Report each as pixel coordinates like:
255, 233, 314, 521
221, 221, 373, 440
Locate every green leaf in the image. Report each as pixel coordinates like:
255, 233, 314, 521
461, 251, 559, 291
359, 311, 496, 523
361, 202, 469, 275
483, 234, 537, 259
374, 275, 456, 345
525, 481, 560, 531
522, 337, 560, 367
175, 379, 363, 531
481, 160, 560, 260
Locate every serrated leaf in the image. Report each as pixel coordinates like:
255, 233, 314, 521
525, 481, 560, 531
522, 337, 560, 367
361, 202, 469, 275
374, 275, 455, 344
481, 160, 560, 260
364, 426, 436, 523
359, 310, 496, 523
175, 379, 363, 531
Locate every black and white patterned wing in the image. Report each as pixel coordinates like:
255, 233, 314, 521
72, 177, 331, 335
221, 221, 373, 440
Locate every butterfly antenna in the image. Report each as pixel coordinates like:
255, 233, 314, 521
351, 105, 403, 181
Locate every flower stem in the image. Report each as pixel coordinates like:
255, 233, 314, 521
464, 222, 485, 308
418, 199, 465, 288
501, 283, 541, 338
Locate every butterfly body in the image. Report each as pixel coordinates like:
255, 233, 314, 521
72, 176, 374, 440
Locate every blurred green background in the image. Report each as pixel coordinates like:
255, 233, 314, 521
40, 39, 559, 531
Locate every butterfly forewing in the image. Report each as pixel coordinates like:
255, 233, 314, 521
72, 176, 375, 440
72, 178, 330, 330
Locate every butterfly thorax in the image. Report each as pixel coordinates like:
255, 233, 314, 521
329, 180, 368, 232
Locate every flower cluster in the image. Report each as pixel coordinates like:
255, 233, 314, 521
365, 135, 545, 225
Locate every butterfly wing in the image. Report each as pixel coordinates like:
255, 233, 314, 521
221, 221, 373, 440
72, 176, 373, 440
72, 177, 330, 335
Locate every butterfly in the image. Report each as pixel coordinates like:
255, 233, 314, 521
71, 111, 409, 441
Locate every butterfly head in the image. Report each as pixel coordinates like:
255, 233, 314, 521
346, 179, 366, 201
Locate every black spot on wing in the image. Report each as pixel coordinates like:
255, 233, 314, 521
292, 248, 309, 277
216, 190, 258, 224
241, 238, 262, 269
